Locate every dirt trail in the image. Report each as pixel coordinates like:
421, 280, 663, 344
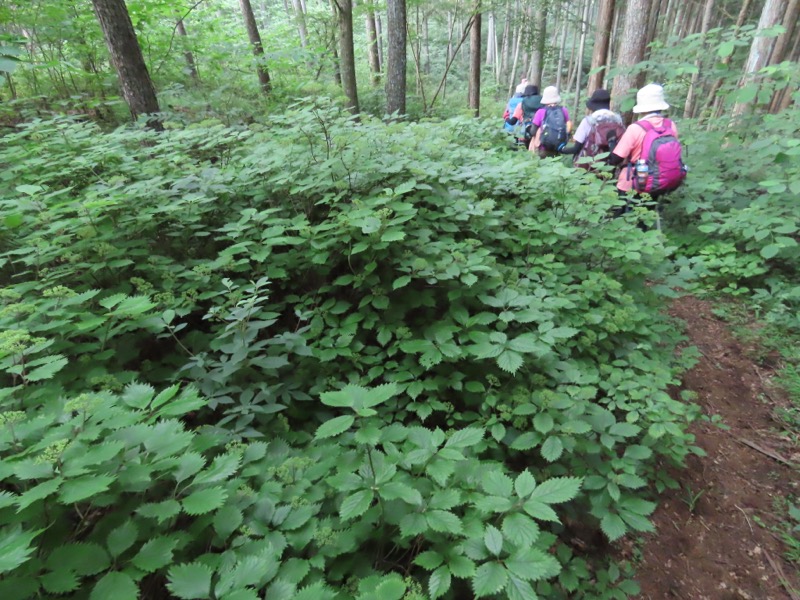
628, 296, 799, 600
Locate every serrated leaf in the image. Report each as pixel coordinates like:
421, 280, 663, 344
59, 474, 115, 503
514, 470, 536, 498
0, 526, 41, 573
314, 415, 354, 440
137, 499, 181, 523
213, 505, 244, 539
445, 427, 484, 448
472, 562, 508, 597
340, 489, 373, 520
191, 452, 240, 486
482, 470, 513, 497
320, 383, 397, 410
131, 536, 177, 572
107, 520, 138, 558
25, 356, 68, 381
426, 509, 462, 533
505, 574, 539, 600
374, 574, 406, 600
540, 436, 563, 462
529, 477, 583, 504
510, 432, 538, 450
522, 499, 560, 522
497, 350, 524, 374
429, 566, 452, 599
167, 562, 213, 599
502, 513, 540, 547
620, 510, 656, 533
293, 582, 335, 600
484, 525, 504, 556
46, 542, 110, 576
415, 550, 444, 570
505, 547, 560, 581
182, 486, 227, 515
399, 512, 428, 537
600, 513, 627, 541
90, 571, 139, 600
380, 481, 422, 505
266, 580, 297, 600
620, 497, 656, 516
533, 413, 554, 434
448, 554, 476, 578
40, 569, 80, 594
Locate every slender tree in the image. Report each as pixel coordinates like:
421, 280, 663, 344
683, 0, 715, 117
292, 0, 309, 49
588, 0, 615, 93
90, 0, 160, 124
238, 0, 271, 94
385, 0, 407, 115
333, 0, 359, 113
365, 0, 381, 84
573, 0, 591, 116
469, 1, 482, 116
529, 0, 547, 85
732, 0, 786, 116
176, 18, 199, 83
769, 0, 800, 111
611, 0, 652, 113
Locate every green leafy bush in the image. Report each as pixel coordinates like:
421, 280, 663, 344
0, 108, 700, 598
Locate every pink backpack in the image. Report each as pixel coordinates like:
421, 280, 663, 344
633, 119, 686, 194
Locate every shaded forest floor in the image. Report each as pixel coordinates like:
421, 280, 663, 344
623, 296, 800, 599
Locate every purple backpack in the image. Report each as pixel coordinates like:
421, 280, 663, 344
634, 119, 686, 194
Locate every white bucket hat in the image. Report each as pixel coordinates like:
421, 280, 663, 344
515, 82, 527, 94
633, 83, 670, 113
541, 86, 561, 105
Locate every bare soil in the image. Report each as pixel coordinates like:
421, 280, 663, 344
626, 296, 800, 600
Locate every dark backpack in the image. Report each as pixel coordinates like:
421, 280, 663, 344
539, 107, 568, 151
575, 113, 626, 170
633, 119, 686, 194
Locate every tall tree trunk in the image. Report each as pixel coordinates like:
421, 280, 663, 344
334, 0, 359, 113
509, 20, 522, 94
768, 0, 800, 111
500, 1, 511, 78
683, 0, 715, 117
90, 0, 160, 124
292, 0, 308, 48
588, 0, 614, 93
424, 11, 431, 74
529, 1, 547, 85
732, 0, 786, 116
486, 12, 495, 65
556, 10, 568, 89
607, 1, 621, 71
176, 18, 199, 82
573, 0, 592, 116
238, 0, 271, 94
469, 2, 482, 116
376, 13, 384, 69
709, 0, 753, 118
611, 0, 652, 113
385, 0, 407, 115
365, 0, 381, 84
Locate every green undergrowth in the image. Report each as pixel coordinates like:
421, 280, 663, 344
0, 106, 701, 599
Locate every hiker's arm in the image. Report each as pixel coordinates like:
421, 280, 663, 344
558, 141, 583, 155
607, 153, 625, 167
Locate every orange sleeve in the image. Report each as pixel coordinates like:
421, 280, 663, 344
513, 103, 523, 121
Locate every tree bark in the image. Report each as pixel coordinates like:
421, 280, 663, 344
176, 18, 199, 82
555, 9, 568, 89
292, 0, 308, 48
529, 1, 547, 86
768, 0, 800, 111
385, 0, 407, 115
509, 19, 522, 94
365, 0, 381, 84
90, 0, 160, 124
573, 0, 592, 116
683, 0, 715, 118
238, 0, 271, 94
588, 0, 614, 93
611, 0, 652, 113
469, 2, 482, 116
732, 0, 786, 116
709, 0, 753, 118
334, 0, 359, 113
376, 13, 384, 68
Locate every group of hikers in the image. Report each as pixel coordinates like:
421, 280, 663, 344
503, 80, 687, 218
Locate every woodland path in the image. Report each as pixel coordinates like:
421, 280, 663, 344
625, 296, 799, 600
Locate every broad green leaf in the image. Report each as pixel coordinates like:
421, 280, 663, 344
380, 481, 422, 505
505, 574, 539, 600
315, 415, 355, 439
482, 470, 513, 497
320, 383, 398, 410
213, 505, 244, 539
90, 572, 139, 600
426, 509, 462, 533
497, 350, 523, 374
472, 562, 508, 597
131, 536, 178, 572
107, 520, 138, 558
522, 499, 560, 522
414, 551, 444, 570
46, 542, 109, 576
502, 513, 540, 547
540, 436, 563, 462
505, 547, 560, 581
59, 475, 115, 503
25, 356, 68, 382
429, 566, 452, 599
717, 41, 734, 57
374, 574, 406, 600
533, 413, 554, 434
445, 427, 484, 449
448, 554, 476, 578
167, 563, 213, 599
340, 490, 373, 520
40, 569, 80, 594
600, 513, 627, 541
761, 244, 781, 259
484, 525, 503, 556
529, 477, 583, 504
0, 526, 41, 573
182, 487, 228, 515
514, 470, 536, 498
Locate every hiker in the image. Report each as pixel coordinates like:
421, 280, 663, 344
558, 88, 625, 171
608, 83, 687, 222
503, 81, 528, 135
507, 84, 543, 148
528, 86, 571, 157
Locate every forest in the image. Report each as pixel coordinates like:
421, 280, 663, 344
0, 0, 799, 599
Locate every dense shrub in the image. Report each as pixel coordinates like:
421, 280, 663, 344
0, 108, 701, 599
